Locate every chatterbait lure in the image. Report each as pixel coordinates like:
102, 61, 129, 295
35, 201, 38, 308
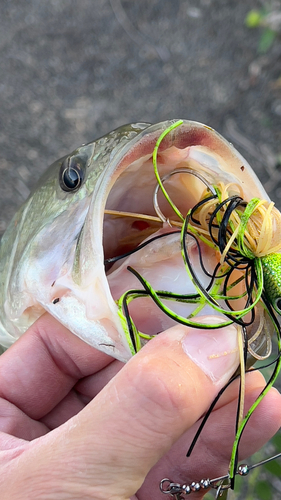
105, 121, 281, 497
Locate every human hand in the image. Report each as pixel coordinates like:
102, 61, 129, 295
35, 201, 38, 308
0, 314, 280, 500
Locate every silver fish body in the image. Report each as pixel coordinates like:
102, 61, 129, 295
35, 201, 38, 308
0, 120, 269, 361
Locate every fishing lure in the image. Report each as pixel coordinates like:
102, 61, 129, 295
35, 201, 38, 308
104, 121, 281, 497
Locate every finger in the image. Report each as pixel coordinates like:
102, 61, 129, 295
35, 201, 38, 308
0, 387, 90, 441
0, 398, 49, 441
3, 321, 243, 499
0, 314, 113, 420
75, 359, 123, 402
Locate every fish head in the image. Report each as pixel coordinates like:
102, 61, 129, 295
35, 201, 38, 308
0, 120, 273, 362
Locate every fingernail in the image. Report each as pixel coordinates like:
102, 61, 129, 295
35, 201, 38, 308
181, 317, 239, 386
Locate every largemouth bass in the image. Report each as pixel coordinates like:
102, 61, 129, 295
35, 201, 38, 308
0, 119, 278, 363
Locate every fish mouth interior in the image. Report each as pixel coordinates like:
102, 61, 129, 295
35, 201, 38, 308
102, 120, 248, 264
103, 144, 207, 264
103, 137, 213, 335
100, 123, 270, 349
101, 128, 220, 337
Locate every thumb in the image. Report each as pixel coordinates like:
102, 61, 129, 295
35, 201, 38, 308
6, 321, 239, 499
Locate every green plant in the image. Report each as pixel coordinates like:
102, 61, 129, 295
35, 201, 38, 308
245, 8, 278, 53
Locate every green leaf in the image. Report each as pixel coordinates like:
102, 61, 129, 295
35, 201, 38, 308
245, 10, 263, 28
255, 480, 272, 500
258, 29, 276, 53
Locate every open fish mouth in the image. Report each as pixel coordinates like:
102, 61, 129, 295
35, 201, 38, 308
99, 120, 277, 361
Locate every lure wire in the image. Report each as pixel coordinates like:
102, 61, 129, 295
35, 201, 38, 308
235, 326, 247, 431
159, 453, 281, 499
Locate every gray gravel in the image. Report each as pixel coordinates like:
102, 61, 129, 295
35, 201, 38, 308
1, 0, 281, 236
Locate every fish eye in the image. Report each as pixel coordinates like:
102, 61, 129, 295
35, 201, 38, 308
275, 298, 281, 314
59, 156, 85, 192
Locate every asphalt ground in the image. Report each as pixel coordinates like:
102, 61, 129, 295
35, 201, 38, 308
0, 0, 281, 235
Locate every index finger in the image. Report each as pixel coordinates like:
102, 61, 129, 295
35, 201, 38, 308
0, 314, 113, 420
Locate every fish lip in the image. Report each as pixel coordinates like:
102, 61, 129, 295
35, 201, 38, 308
95, 119, 269, 208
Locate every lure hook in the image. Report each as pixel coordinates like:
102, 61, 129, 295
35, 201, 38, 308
153, 168, 216, 223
